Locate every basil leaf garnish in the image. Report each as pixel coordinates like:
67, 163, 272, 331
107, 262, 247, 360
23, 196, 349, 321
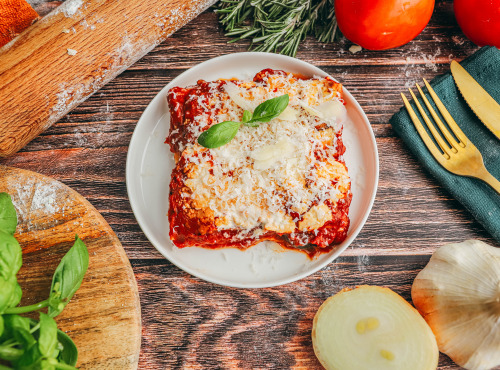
242, 110, 252, 123
197, 94, 290, 148
197, 121, 241, 149
246, 94, 289, 124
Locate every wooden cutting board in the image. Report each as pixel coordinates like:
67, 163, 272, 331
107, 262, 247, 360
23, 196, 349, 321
0, 165, 141, 369
0, 0, 217, 157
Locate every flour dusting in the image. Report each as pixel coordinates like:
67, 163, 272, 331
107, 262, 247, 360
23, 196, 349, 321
398, 45, 447, 88
55, 0, 84, 18
356, 244, 370, 272
11, 179, 70, 232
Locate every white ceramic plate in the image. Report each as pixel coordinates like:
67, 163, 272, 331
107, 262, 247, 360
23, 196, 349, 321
126, 52, 378, 288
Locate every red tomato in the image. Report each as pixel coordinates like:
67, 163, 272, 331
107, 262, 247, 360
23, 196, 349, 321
335, 0, 435, 50
454, 0, 500, 47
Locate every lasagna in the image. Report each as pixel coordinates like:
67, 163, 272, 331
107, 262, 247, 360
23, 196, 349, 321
166, 69, 352, 258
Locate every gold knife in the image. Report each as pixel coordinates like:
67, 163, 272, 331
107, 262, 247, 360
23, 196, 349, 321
450, 60, 500, 139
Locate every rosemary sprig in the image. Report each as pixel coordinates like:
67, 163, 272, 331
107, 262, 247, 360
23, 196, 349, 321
216, 0, 338, 57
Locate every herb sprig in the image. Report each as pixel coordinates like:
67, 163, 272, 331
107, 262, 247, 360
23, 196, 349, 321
198, 94, 289, 149
217, 0, 338, 57
0, 193, 89, 369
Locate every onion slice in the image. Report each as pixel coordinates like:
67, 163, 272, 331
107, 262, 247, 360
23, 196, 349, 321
312, 285, 439, 370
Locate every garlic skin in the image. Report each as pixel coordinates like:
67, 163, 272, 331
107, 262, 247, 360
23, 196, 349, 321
412, 240, 500, 370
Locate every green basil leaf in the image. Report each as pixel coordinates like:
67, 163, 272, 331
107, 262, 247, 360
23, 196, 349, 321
0, 316, 3, 339
242, 110, 252, 123
48, 236, 89, 318
247, 94, 289, 124
0, 193, 17, 235
0, 344, 23, 362
7, 283, 22, 309
12, 341, 42, 369
38, 313, 57, 358
197, 121, 241, 149
0, 230, 22, 281
1, 314, 30, 342
0, 278, 17, 314
56, 330, 77, 366
4, 314, 31, 332
13, 327, 36, 349
40, 359, 56, 370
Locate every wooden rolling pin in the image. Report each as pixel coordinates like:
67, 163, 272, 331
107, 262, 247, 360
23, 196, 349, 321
0, 0, 217, 157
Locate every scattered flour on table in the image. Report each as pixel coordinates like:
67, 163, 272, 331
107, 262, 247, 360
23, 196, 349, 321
400, 45, 444, 88
79, 19, 96, 30
54, 0, 84, 18
356, 244, 370, 272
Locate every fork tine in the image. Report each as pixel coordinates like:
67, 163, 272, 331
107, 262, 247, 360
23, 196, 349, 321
415, 83, 460, 152
423, 79, 467, 146
408, 89, 452, 158
401, 93, 449, 162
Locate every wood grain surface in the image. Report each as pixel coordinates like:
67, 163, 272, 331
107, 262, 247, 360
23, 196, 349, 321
0, 0, 216, 157
0, 165, 141, 369
1, 0, 499, 368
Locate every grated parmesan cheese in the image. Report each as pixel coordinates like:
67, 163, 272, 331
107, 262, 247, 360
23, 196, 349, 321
173, 71, 350, 243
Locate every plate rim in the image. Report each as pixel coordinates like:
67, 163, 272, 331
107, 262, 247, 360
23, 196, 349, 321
126, 51, 379, 288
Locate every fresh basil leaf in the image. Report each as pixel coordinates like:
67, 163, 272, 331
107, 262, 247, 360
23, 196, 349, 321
40, 359, 55, 370
0, 316, 3, 339
27, 317, 74, 365
247, 94, 289, 124
0, 230, 22, 281
242, 110, 252, 123
56, 330, 77, 366
6, 283, 22, 309
13, 327, 36, 349
0, 278, 17, 314
38, 314, 57, 359
1, 314, 26, 342
0, 344, 23, 362
48, 236, 89, 318
0, 193, 17, 235
12, 340, 42, 369
3, 315, 31, 334
197, 121, 241, 149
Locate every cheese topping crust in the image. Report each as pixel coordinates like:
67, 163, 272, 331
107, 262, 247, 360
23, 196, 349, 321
167, 69, 352, 257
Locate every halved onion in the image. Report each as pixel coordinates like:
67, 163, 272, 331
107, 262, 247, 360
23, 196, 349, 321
312, 285, 439, 370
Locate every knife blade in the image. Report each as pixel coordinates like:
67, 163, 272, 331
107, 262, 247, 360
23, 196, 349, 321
450, 60, 500, 140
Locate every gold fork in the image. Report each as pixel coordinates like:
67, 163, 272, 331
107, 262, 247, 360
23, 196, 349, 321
401, 79, 500, 193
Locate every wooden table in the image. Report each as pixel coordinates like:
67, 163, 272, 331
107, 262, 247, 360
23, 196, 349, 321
1, 1, 496, 368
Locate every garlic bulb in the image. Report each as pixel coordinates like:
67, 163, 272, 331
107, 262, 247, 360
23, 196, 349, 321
412, 240, 500, 370
312, 285, 439, 370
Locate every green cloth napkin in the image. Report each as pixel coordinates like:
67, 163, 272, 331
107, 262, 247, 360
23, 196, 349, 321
390, 46, 500, 242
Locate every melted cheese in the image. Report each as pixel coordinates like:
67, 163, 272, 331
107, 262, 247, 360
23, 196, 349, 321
177, 72, 350, 239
